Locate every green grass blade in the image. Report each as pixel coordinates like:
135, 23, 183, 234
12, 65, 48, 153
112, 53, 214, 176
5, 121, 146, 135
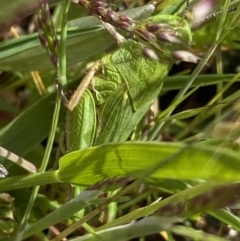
0, 171, 58, 191
71, 216, 180, 241
169, 225, 227, 241
21, 190, 103, 239
163, 74, 239, 91
209, 209, 240, 232
96, 181, 238, 230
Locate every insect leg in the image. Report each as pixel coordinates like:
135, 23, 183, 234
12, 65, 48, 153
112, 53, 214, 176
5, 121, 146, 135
67, 60, 102, 111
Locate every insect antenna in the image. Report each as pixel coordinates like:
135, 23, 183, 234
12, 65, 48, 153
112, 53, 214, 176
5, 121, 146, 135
182, 0, 190, 20
191, 5, 237, 29
199, 7, 236, 23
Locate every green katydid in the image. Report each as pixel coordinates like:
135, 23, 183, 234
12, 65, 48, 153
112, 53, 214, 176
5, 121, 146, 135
66, 4, 194, 150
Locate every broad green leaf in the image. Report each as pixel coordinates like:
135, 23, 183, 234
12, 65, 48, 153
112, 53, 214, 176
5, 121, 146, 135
1, 142, 240, 191
58, 142, 240, 185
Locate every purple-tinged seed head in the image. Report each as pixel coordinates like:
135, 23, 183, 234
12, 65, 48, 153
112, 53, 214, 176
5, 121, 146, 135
143, 48, 159, 61
119, 15, 132, 23
46, 35, 53, 48
145, 23, 170, 32
50, 54, 58, 68
90, 0, 108, 8
156, 32, 181, 44
77, 0, 87, 7
87, 177, 133, 190
158, 204, 174, 216
39, 15, 47, 26
106, 10, 118, 23
158, 203, 185, 217
174, 202, 185, 216
172, 51, 199, 63
47, 22, 57, 38
136, 29, 155, 42
37, 16, 43, 30
188, 193, 212, 212
38, 31, 47, 49
145, 23, 160, 32
44, 4, 51, 18
96, 7, 106, 17
119, 21, 133, 31
53, 38, 59, 54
